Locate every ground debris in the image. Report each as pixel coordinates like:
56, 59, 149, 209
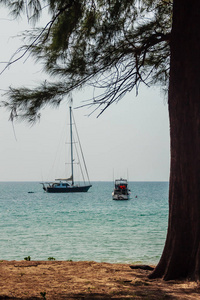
0, 261, 199, 299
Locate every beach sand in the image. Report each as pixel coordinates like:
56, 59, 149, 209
0, 260, 200, 299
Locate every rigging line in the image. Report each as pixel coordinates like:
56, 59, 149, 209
72, 111, 91, 183
73, 134, 86, 183
48, 118, 66, 180
72, 115, 86, 183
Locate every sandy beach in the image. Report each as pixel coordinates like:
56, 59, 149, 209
0, 260, 200, 299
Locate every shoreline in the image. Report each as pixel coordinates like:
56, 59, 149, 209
0, 260, 199, 299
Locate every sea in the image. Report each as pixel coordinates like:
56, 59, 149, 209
0, 181, 169, 264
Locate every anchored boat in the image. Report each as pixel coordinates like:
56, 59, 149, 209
112, 178, 130, 200
41, 106, 92, 193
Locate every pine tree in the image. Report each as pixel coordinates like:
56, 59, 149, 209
1, 0, 171, 121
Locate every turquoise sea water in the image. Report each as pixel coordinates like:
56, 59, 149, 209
0, 181, 168, 264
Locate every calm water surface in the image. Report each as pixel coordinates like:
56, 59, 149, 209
0, 181, 168, 264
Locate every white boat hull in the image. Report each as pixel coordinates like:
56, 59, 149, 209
112, 193, 130, 200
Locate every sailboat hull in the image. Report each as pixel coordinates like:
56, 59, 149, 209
45, 185, 92, 193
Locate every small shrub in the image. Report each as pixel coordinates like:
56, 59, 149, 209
24, 256, 31, 261
40, 291, 46, 299
48, 257, 56, 261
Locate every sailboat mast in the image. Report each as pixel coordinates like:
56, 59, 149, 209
69, 106, 74, 186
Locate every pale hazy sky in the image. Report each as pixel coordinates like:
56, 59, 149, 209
0, 8, 170, 182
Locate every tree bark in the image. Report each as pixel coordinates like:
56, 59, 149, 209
149, 0, 200, 280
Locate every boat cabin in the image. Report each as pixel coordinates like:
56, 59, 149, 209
52, 181, 70, 188
115, 179, 128, 190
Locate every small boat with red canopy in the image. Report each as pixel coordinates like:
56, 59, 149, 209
112, 178, 130, 200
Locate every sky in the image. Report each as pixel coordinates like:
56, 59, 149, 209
0, 7, 170, 182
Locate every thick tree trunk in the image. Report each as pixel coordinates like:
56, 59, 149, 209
149, 0, 200, 280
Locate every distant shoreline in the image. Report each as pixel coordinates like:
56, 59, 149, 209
0, 180, 169, 182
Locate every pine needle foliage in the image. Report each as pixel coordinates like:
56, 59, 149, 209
0, 0, 172, 122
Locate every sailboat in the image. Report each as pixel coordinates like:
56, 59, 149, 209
41, 106, 92, 193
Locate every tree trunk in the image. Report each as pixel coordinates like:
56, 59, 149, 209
149, 0, 200, 280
